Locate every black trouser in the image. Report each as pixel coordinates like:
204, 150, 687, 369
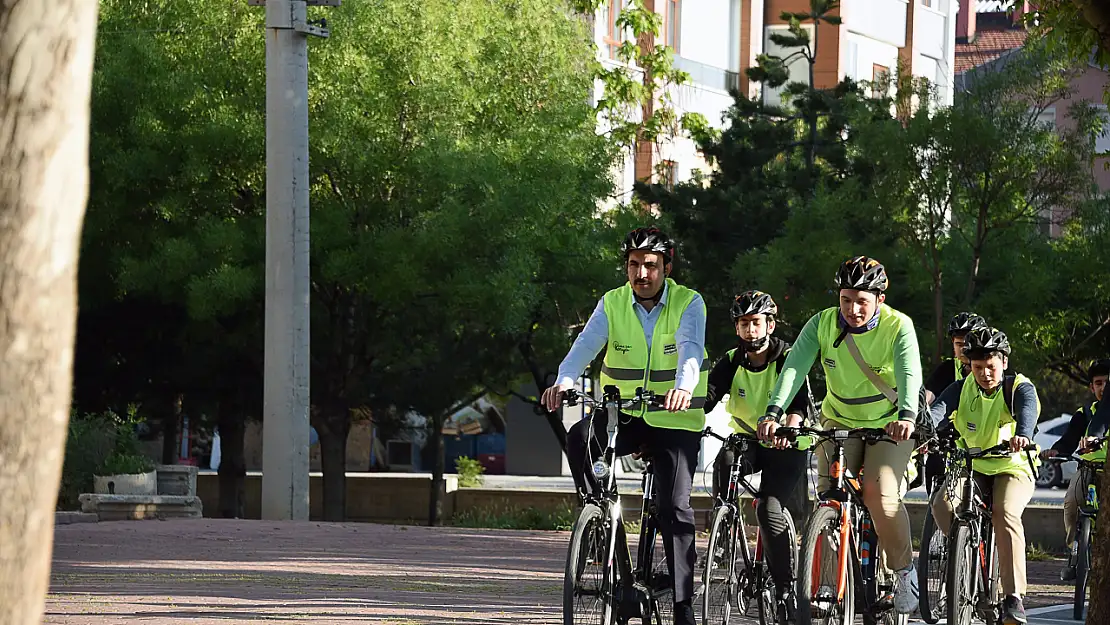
566, 413, 702, 605
712, 442, 809, 591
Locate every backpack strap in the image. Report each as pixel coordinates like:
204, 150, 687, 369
1003, 375, 1016, 416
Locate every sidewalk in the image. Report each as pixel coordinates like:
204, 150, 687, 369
45, 519, 1079, 624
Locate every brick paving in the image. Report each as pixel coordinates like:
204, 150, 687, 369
46, 519, 1076, 624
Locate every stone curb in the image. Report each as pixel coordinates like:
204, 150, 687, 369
55, 511, 98, 525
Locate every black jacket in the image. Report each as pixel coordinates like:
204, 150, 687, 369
1053, 401, 1100, 454
703, 336, 814, 420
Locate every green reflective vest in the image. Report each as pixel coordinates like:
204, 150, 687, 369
1080, 401, 1106, 463
599, 279, 709, 432
816, 305, 911, 428
725, 347, 782, 435
954, 374, 1041, 477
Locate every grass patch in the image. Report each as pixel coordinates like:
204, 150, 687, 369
1027, 543, 1057, 561
449, 503, 577, 531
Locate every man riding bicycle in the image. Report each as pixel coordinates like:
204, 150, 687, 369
927, 326, 1039, 625
703, 289, 815, 615
921, 313, 989, 494
541, 226, 707, 625
758, 255, 923, 615
1042, 358, 1109, 581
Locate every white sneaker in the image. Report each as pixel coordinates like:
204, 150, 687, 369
895, 564, 919, 614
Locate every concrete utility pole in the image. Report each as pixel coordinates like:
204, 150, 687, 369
249, 0, 336, 521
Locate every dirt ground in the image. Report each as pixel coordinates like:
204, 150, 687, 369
46, 519, 1075, 624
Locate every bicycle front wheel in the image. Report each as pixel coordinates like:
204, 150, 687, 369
945, 523, 975, 625
564, 503, 612, 625
1074, 515, 1091, 621
797, 504, 854, 625
918, 510, 947, 624
703, 505, 739, 625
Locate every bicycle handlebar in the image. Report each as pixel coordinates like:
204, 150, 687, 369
561, 386, 664, 410
777, 425, 923, 445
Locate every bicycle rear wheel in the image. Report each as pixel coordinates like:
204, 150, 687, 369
797, 504, 855, 625
1074, 515, 1091, 621
946, 523, 975, 625
644, 522, 674, 625
564, 503, 613, 625
868, 542, 908, 625
918, 510, 947, 624
757, 509, 796, 625
703, 505, 738, 625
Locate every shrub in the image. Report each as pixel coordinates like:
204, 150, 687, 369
455, 455, 486, 488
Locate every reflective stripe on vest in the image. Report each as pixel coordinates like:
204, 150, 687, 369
816, 305, 909, 427
599, 278, 709, 432
955, 374, 1042, 477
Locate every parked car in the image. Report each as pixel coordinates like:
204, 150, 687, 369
1033, 414, 1078, 489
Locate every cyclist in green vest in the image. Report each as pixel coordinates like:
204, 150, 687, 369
928, 327, 1039, 625
1041, 357, 1108, 581
541, 226, 708, 625
703, 289, 815, 615
758, 255, 923, 615
921, 312, 989, 493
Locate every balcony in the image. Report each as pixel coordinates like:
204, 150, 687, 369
914, 4, 948, 60
674, 56, 740, 93
843, 0, 908, 48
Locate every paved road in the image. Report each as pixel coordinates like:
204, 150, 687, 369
46, 519, 1080, 625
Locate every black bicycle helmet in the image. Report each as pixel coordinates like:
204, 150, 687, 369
963, 326, 1011, 359
1087, 358, 1110, 381
947, 312, 988, 337
620, 226, 675, 264
833, 256, 888, 292
730, 290, 778, 321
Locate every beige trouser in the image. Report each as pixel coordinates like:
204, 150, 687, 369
1063, 466, 1093, 546
816, 418, 915, 571
930, 472, 1034, 596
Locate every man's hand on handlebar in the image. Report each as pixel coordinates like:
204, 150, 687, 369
885, 419, 915, 442
1009, 435, 1032, 453
758, 414, 801, 449
1040, 448, 1059, 460
1078, 436, 1100, 454
664, 388, 691, 412
541, 384, 570, 413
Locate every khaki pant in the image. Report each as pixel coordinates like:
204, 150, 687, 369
1063, 466, 1094, 547
815, 419, 915, 571
930, 472, 1034, 596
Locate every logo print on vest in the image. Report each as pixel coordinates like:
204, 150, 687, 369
966, 422, 977, 432
736, 388, 747, 398
663, 343, 677, 355
823, 358, 837, 369
613, 342, 632, 354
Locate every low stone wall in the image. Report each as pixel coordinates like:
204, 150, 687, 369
194, 472, 1070, 551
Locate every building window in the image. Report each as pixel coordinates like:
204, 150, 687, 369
663, 0, 681, 52
603, 0, 624, 59
1034, 106, 1057, 130
662, 160, 678, 189
872, 63, 891, 97
762, 24, 814, 108
920, 0, 932, 7
1095, 106, 1110, 154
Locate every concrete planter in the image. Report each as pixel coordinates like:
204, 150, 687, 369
94, 470, 157, 496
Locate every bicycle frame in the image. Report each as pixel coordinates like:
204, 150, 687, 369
564, 385, 669, 623
783, 426, 901, 615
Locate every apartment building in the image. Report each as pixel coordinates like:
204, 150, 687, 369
953, 0, 1110, 201
592, 0, 958, 194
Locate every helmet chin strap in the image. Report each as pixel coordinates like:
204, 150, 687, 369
740, 336, 769, 352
